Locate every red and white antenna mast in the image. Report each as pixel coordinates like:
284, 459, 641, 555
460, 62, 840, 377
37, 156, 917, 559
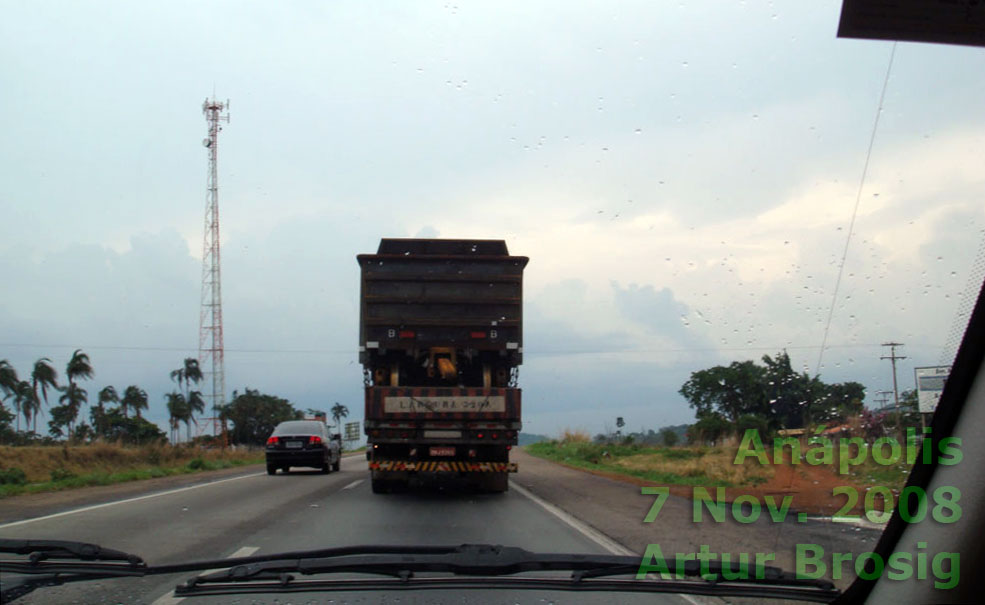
200, 96, 229, 431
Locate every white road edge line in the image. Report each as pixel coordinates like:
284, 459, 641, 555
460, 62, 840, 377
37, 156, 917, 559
510, 481, 709, 605
510, 481, 633, 555
151, 546, 259, 605
0, 472, 265, 529
342, 479, 364, 490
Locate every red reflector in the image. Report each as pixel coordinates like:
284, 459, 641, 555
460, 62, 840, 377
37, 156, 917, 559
266, 436, 279, 445
492, 433, 499, 439
477, 433, 484, 439
399, 330, 415, 338
470, 331, 487, 339
309, 435, 322, 444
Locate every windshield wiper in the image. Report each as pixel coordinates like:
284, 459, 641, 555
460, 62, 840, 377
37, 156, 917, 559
0, 539, 144, 565
0, 541, 840, 603
173, 543, 839, 602
0, 539, 147, 602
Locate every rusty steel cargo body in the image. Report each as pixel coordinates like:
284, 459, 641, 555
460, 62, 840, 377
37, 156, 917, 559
357, 239, 528, 494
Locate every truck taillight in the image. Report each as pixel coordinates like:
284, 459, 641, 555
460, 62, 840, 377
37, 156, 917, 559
399, 330, 415, 338
477, 432, 484, 439
266, 436, 279, 445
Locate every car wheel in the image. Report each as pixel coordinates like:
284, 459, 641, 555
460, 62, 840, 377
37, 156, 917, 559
332, 458, 341, 472
321, 462, 331, 474
266, 464, 277, 475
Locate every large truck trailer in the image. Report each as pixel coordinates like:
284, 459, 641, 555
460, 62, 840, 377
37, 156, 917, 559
358, 238, 528, 493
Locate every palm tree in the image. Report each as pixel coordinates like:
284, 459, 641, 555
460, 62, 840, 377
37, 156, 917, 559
0, 361, 20, 431
15, 381, 36, 434
30, 358, 59, 434
66, 349, 94, 384
64, 350, 93, 434
165, 392, 187, 444
94, 386, 119, 436
58, 383, 87, 437
121, 385, 148, 420
171, 358, 205, 434
331, 402, 349, 433
187, 390, 206, 441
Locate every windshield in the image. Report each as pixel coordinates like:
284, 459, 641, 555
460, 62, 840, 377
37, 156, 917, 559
1, 1, 982, 603
272, 421, 323, 435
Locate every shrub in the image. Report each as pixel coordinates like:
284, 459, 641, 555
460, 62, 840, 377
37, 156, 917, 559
186, 458, 206, 470
50, 468, 76, 482
0, 467, 27, 485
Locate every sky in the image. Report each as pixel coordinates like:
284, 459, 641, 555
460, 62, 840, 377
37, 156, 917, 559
2, 1, 984, 439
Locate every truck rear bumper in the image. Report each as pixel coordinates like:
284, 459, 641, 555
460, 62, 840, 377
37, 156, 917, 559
369, 460, 517, 472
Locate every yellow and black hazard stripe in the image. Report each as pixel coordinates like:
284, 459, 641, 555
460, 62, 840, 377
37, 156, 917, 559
368, 460, 518, 473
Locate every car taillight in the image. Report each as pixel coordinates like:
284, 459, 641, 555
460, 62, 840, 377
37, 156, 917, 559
399, 330, 415, 338
470, 331, 487, 339
266, 436, 279, 445
309, 435, 322, 444
477, 432, 484, 439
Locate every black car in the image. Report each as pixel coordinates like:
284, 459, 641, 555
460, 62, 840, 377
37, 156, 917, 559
265, 420, 342, 475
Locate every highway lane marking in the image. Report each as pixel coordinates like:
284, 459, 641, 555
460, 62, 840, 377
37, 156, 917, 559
342, 479, 364, 490
510, 481, 709, 605
150, 545, 259, 605
0, 472, 265, 529
509, 481, 633, 556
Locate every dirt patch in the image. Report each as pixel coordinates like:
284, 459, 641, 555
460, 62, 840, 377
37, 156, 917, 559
531, 451, 866, 516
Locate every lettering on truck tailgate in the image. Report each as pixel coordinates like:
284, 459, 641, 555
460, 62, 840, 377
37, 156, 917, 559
384, 396, 506, 414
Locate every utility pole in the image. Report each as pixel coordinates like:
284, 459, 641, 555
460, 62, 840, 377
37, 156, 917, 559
200, 97, 230, 435
874, 390, 893, 410
881, 342, 906, 425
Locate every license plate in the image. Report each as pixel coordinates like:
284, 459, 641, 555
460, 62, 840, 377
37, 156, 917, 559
285, 441, 303, 449
429, 446, 455, 457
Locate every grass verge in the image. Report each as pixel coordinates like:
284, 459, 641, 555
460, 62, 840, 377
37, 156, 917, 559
525, 440, 773, 487
0, 444, 264, 498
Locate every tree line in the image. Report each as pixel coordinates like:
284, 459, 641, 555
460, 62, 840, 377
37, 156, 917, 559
678, 351, 868, 443
0, 351, 348, 447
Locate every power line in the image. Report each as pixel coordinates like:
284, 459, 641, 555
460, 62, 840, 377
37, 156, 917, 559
815, 42, 897, 376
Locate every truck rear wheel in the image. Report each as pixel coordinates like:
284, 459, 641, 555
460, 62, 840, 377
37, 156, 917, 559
371, 478, 391, 494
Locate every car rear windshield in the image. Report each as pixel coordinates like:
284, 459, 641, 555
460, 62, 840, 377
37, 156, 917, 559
272, 421, 323, 436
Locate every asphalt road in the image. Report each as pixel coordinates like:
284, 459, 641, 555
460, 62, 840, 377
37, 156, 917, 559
0, 455, 689, 605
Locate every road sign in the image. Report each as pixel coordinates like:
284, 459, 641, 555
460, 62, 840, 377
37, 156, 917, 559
915, 366, 950, 413
344, 421, 360, 441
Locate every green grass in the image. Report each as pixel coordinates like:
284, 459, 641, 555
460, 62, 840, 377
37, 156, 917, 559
0, 456, 263, 498
846, 458, 911, 492
525, 441, 742, 487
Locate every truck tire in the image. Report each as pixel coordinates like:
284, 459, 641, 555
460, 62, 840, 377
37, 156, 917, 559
371, 478, 390, 494
266, 464, 277, 475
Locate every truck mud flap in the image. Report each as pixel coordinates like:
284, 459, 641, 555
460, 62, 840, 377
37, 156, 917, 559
369, 461, 517, 472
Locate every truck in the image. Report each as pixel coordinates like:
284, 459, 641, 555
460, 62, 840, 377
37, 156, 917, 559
358, 238, 528, 493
